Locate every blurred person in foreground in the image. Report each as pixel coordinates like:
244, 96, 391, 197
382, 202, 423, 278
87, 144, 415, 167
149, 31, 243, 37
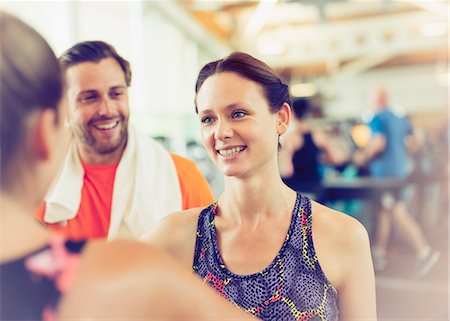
279, 97, 348, 198
353, 87, 439, 277
34, 40, 214, 241
0, 12, 255, 321
146, 52, 377, 321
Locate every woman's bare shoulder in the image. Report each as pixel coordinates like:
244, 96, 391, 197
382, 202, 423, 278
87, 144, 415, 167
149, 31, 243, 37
79, 239, 168, 273
141, 207, 206, 265
310, 200, 372, 289
59, 240, 174, 318
60, 239, 254, 320
310, 201, 376, 318
311, 200, 369, 246
149, 207, 204, 240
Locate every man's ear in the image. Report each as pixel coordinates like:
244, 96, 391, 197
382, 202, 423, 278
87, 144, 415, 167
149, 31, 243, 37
276, 103, 291, 136
31, 109, 57, 161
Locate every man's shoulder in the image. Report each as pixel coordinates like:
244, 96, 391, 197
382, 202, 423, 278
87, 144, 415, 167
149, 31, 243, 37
167, 152, 215, 208
169, 153, 197, 170
169, 152, 204, 181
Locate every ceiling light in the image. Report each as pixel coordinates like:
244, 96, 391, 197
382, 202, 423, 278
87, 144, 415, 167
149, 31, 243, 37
244, 0, 278, 38
256, 40, 286, 56
420, 21, 448, 37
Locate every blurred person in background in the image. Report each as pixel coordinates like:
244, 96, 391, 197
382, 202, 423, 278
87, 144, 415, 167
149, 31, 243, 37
147, 52, 377, 321
353, 87, 439, 277
0, 12, 255, 321
279, 97, 348, 198
34, 40, 214, 241
406, 127, 443, 228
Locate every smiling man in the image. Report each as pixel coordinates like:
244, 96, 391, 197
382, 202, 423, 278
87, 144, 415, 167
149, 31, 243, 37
35, 41, 214, 240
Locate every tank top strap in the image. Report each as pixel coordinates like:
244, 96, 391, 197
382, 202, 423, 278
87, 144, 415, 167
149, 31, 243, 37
294, 193, 334, 285
193, 202, 217, 272
291, 193, 318, 271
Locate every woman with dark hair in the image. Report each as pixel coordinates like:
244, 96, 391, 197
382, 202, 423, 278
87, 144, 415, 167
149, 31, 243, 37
0, 12, 255, 321
147, 52, 377, 320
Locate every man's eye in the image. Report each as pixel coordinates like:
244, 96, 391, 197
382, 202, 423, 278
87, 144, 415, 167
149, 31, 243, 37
201, 116, 214, 124
80, 95, 97, 103
232, 111, 246, 119
110, 91, 123, 98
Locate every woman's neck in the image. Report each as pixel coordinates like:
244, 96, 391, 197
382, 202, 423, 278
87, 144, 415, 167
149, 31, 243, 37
220, 171, 296, 226
1, 193, 50, 263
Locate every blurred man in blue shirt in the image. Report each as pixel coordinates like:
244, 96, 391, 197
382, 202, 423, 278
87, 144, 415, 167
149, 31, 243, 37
354, 87, 439, 278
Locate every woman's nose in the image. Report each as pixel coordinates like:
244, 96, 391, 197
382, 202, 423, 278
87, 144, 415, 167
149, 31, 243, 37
214, 119, 233, 140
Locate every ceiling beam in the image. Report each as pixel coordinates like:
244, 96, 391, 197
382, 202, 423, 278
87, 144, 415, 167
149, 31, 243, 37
259, 10, 447, 69
145, 1, 232, 58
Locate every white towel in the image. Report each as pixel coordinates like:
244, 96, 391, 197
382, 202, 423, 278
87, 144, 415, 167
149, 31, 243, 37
44, 125, 182, 240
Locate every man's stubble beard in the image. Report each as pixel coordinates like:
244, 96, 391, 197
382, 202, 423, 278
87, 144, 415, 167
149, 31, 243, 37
76, 117, 128, 155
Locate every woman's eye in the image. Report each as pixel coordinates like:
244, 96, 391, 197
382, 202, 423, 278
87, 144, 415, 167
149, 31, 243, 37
232, 111, 246, 119
201, 116, 214, 124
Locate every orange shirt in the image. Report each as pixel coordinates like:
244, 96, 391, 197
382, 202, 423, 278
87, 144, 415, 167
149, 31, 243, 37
35, 153, 214, 240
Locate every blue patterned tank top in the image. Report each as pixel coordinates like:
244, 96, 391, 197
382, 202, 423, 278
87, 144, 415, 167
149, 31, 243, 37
193, 193, 339, 321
